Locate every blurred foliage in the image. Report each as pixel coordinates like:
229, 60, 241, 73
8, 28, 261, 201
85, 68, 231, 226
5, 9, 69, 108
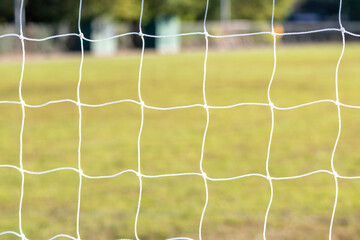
81, 0, 141, 22
232, 0, 296, 20
1, 0, 296, 24
0, 0, 206, 24
25, 0, 78, 23
0, 0, 359, 24
82, 0, 206, 24
295, 0, 360, 21
345, 0, 360, 20
0, 0, 15, 23
295, 0, 340, 18
208, 0, 297, 21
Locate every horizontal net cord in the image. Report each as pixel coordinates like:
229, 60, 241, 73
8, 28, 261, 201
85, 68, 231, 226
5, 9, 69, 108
1, 99, 360, 110
0, 26, 358, 43
1, 164, 360, 181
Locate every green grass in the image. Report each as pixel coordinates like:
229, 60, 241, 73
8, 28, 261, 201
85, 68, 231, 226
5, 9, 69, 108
1, 43, 360, 239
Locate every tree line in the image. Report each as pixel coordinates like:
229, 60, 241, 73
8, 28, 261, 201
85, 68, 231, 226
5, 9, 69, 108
0, 0, 297, 24
0, 0, 358, 25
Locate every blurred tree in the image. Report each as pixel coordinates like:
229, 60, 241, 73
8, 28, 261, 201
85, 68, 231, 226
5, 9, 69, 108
207, 0, 297, 21
84, 0, 141, 22
25, 0, 78, 23
23, 0, 206, 24
345, 0, 360, 20
4, 0, 360, 25
81, 0, 206, 24
0, 0, 14, 23
291, 0, 360, 21
292, 0, 340, 20
1, 0, 300, 24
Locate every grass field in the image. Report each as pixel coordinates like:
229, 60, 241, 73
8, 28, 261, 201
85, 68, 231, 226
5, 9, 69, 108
1, 42, 360, 239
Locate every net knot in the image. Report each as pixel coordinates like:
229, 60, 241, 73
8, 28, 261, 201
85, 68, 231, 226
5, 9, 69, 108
20, 99, 25, 106
201, 172, 207, 179
333, 171, 339, 178
138, 31, 144, 37
340, 27, 346, 33
139, 101, 145, 107
268, 101, 275, 108
79, 32, 84, 39
18, 34, 24, 40
20, 233, 27, 240
76, 101, 81, 107
78, 169, 84, 176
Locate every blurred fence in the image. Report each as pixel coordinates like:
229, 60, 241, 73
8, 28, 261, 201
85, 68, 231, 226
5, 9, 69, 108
0, 20, 359, 54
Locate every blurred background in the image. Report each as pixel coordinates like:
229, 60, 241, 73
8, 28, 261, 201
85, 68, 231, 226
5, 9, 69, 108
1, 0, 360, 240
0, 0, 359, 54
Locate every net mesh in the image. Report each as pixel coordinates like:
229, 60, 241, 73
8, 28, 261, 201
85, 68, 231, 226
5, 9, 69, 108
1, 0, 360, 239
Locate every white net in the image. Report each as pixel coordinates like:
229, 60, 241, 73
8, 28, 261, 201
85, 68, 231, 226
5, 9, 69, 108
0, 0, 360, 239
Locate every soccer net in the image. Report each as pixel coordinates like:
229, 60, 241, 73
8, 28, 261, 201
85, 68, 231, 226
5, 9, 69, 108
0, 0, 360, 239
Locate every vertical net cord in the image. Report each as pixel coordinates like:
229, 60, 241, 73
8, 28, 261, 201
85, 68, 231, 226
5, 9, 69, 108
329, 0, 345, 238
198, 0, 210, 239
76, 0, 84, 239
134, 0, 145, 238
18, 0, 26, 239
263, 0, 277, 239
